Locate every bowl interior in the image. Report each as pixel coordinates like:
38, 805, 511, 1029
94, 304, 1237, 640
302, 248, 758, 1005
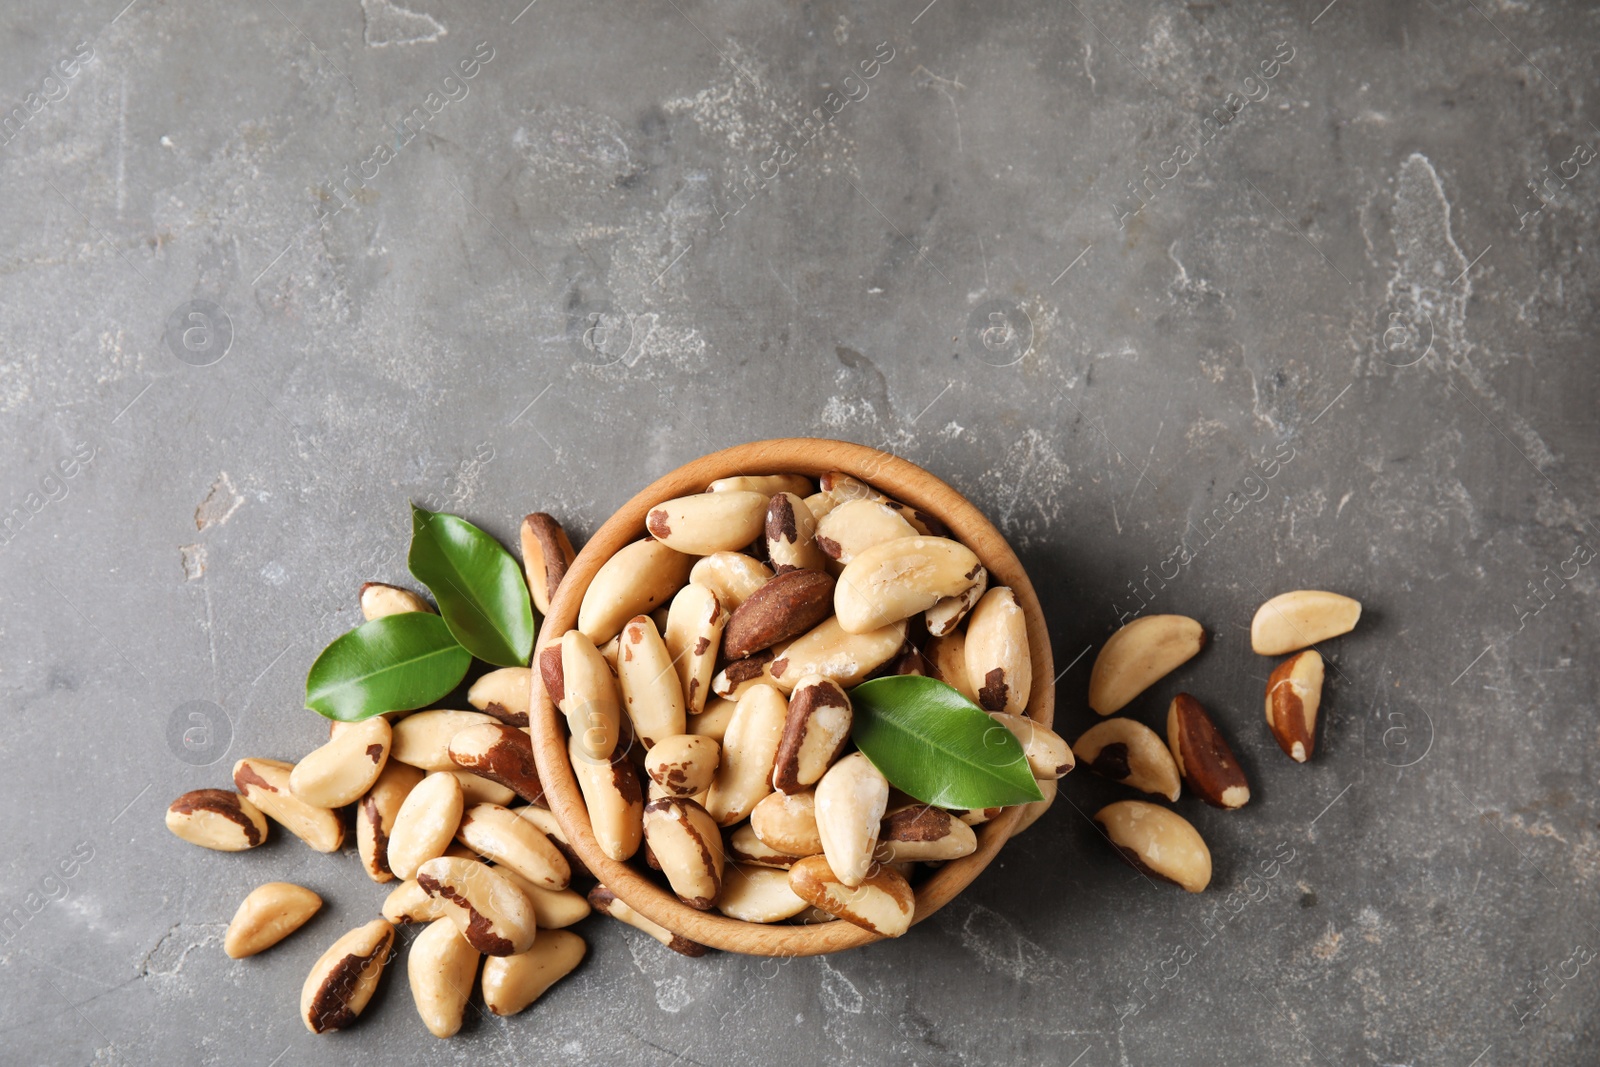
529, 437, 1056, 956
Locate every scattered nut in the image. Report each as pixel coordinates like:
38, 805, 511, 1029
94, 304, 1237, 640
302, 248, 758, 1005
467, 666, 533, 727
1093, 801, 1211, 893
360, 582, 432, 620
481, 928, 587, 1016
1073, 718, 1180, 800
233, 758, 344, 853
1251, 589, 1362, 656
587, 885, 708, 957
416, 856, 538, 956
521, 513, 576, 616
290, 716, 390, 809
407, 916, 480, 1038
357, 761, 425, 883
456, 802, 571, 890
1266, 649, 1324, 762
1087, 614, 1206, 716
447, 723, 545, 805
390, 709, 498, 771
387, 771, 465, 881
165, 788, 268, 852
224, 882, 322, 958
989, 711, 1074, 780
300, 919, 395, 1033
1167, 693, 1250, 808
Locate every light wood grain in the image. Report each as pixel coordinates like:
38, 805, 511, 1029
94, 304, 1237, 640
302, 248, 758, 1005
529, 438, 1056, 956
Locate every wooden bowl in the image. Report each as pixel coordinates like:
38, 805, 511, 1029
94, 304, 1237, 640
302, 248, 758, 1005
529, 438, 1055, 956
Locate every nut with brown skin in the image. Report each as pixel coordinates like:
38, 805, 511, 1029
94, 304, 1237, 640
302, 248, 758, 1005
643, 734, 720, 798
415, 856, 538, 956
1088, 614, 1206, 715
382, 878, 450, 924
819, 471, 887, 505
1072, 718, 1180, 801
290, 715, 390, 809
1266, 649, 1324, 762
569, 737, 644, 861
360, 581, 433, 620
711, 651, 777, 701
716, 862, 811, 922
299, 919, 395, 1033
481, 928, 587, 1016
559, 630, 623, 761
165, 789, 268, 852
232, 758, 345, 853
688, 551, 774, 611
749, 788, 823, 858
224, 882, 322, 959
390, 709, 499, 771
722, 568, 836, 661
814, 753, 889, 888
643, 797, 726, 909
883, 499, 949, 538
1251, 590, 1361, 656
926, 564, 987, 637
765, 492, 829, 572
1093, 801, 1211, 893
727, 822, 800, 869
452, 770, 515, 806
663, 583, 727, 717
467, 666, 533, 727
965, 586, 1033, 714
646, 491, 770, 556
578, 538, 693, 644
771, 674, 853, 794
357, 760, 425, 883
988, 711, 1074, 780
873, 805, 978, 863
447, 722, 545, 805
456, 802, 571, 890
767, 616, 907, 692
520, 513, 576, 617
587, 885, 708, 957
407, 916, 481, 1039
813, 499, 916, 564
387, 771, 466, 881
704, 683, 787, 825
834, 536, 982, 633
1167, 693, 1250, 808
787, 855, 915, 937
615, 614, 687, 747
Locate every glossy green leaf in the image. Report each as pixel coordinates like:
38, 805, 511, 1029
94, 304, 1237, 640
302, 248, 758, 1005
408, 504, 535, 667
305, 612, 471, 721
848, 675, 1044, 809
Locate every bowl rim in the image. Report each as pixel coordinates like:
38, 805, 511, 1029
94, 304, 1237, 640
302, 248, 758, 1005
528, 437, 1056, 956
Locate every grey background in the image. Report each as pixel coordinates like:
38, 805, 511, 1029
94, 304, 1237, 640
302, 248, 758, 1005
1, 0, 1596, 1064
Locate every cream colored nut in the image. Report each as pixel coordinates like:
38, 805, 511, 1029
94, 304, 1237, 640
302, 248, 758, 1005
925, 631, 977, 702
965, 586, 1033, 715
648, 778, 708, 805
165, 789, 268, 851
688, 696, 738, 743
491, 867, 592, 929
802, 491, 838, 523
834, 537, 981, 633
644, 734, 720, 797
616, 615, 687, 747
791, 904, 841, 925
728, 822, 800, 868
467, 666, 532, 727
568, 738, 644, 861
766, 492, 828, 572
988, 711, 1074, 781
704, 683, 787, 826
452, 770, 516, 806
768, 616, 907, 692
598, 633, 622, 672
513, 805, 591, 880
813, 499, 915, 564
560, 630, 622, 761
224, 882, 321, 958
723, 569, 836, 661
416, 856, 537, 956
1093, 800, 1211, 892
358, 760, 424, 882
716, 862, 810, 922
819, 471, 886, 504
772, 674, 852, 793
390, 709, 498, 771
1010, 777, 1057, 838
712, 651, 777, 700
383, 879, 450, 924
482, 928, 587, 1016
456, 803, 571, 889
521, 513, 576, 617
663, 583, 727, 716
1251, 590, 1361, 656
787, 855, 914, 938
642, 797, 726, 909
874, 805, 978, 863
647, 490, 770, 555
232, 758, 344, 853
708, 473, 814, 497
1167, 693, 1250, 808
926, 565, 987, 637
448, 723, 545, 805
689, 551, 774, 611
884, 499, 949, 538
408, 916, 480, 1038
1073, 718, 1180, 800
388, 771, 465, 881
300, 919, 395, 1033
1088, 614, 1206, 716
814, 753, 889, 888
953, 805, 1004, 826
750, 789, 823, 857
587, 885, 708, 957
290, 716, 390, 808
579, 538, 694, 644
360, 581, 433, 620
1266, 649, 1323, 763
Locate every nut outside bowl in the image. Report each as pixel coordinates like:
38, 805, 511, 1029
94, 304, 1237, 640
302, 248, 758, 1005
529, 438, 1056, 956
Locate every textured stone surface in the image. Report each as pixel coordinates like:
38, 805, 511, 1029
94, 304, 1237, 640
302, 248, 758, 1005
2, 1, 1597, 1064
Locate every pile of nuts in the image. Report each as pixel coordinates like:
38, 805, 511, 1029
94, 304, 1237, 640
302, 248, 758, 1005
161, 468, 1070, 1036
1076, 590, 1363, 892
540, 471, 1069, 941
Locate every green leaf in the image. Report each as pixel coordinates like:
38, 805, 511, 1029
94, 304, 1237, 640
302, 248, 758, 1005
408, 504, 535, 667
305, 612, 471, 721
849, 676, 1044, 809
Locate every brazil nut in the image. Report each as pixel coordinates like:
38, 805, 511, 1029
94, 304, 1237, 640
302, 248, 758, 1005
568, 738, 644, 862
964, 586, 1032, 714
387, 771, 465, 881
290, 716, 390, 809
224, 882, 322, 958
647, 491, 770, 555
233, 758, 344, 853
415, 856, 538, 956
642, 797, 726, 909
643, 734, 720, 798
467, 666, 533, 727
300, 919, 395, 1033
578, 538, 693, 644
455, 802, 571, 890
772, 674, 853, 794
165, 789, 268, 852
482, 928, 587, 1016
704, 683, 787, 825
814, 753, 889, 888
663, 583, 726, 716
616, 614, 687, 747
407, 916, 481, 1038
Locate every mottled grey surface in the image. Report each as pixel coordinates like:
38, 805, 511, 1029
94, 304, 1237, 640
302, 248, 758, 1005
1, 0, 1597, 1064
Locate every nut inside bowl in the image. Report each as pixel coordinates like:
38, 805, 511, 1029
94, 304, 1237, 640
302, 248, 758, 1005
530, 438, 1055, 956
